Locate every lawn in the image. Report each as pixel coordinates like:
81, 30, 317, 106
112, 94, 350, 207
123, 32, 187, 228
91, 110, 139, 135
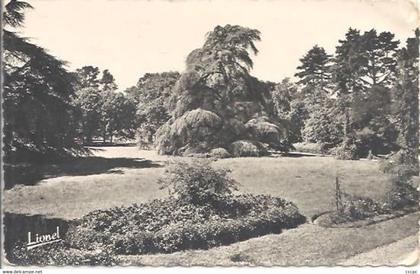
4, 146, 391, 220
3, 146, 417, 265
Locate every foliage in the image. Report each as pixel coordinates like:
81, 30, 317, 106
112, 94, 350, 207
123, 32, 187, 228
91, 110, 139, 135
333, 28, 400, 94
350, 85, 397, 157
295, 45, 333, 92
302, 100, 344, 146
245, 117, 288, 149
209, 148, 232, 158
74, 66, 101, 89
156, 25, 288, 155
49, 160, 306, 256
333, 139, 359, 160
155, 109, 223, 155
100, 69, 118, 91
72, 68, 137, 143
271, 78, 298, 119
332, 167, 418, 225
126, 72, 180, 148
158, 160, 237, 205
287, 100, 309, 143
8, 241, 117, 266
3, 1, 83, 163
389, 29, 419, 174
379, 150, 420, 178
66, 194, 305, 255
100, 90, 137, 141
229, 140, 268, 157
381, 177, 418, 211
3, 0, 33, 28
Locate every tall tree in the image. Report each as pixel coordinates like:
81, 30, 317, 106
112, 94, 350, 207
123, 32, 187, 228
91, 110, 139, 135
332, 28, 400, 158
3, 0, 82, 162
156, 25, 288, 156
295, 45, 333, 93
333, 28, 399, 95
390, 29, 419, 174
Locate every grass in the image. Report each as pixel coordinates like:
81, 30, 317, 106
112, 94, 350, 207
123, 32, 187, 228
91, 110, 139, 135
3, 146, 417, 265
118, 212, 418, 266
5, 147, 392, 219
214, 156, 391, 217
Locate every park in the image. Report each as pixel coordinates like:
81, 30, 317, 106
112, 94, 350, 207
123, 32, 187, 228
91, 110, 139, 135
2, 0, 419, 267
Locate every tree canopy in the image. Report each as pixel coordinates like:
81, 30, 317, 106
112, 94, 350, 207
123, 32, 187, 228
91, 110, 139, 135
155, 25, 288, 156
3, 0, 83, 162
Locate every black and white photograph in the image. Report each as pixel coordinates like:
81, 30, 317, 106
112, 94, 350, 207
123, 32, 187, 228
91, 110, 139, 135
1, 0, 419, 270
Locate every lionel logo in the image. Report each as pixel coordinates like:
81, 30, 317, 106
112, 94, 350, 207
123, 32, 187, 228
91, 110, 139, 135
27, 226, 62, 250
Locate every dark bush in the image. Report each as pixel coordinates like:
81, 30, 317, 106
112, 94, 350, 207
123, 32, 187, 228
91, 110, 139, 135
66, 194, 305, 255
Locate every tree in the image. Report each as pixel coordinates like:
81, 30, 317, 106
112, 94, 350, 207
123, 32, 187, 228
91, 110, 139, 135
100, 91, 137, 143
332, 28, 400, 158
302, 99, 344, 147
333, 28, 399, 95
350, 85, 397, 156
389, 29, 419, 174
3, 0, 82, 162
72, 87, 103, 144
72, 68, 136, 144
100, 69, 118, 91
126, 72, 180, 148
75, 66, 100, 89
271, 78, 297, 119
295, 45, 333, 93
156, 25, 288, 156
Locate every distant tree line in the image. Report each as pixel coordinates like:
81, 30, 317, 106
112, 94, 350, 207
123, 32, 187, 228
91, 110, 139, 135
271, 28, 419, 169
3, 0, 418, 171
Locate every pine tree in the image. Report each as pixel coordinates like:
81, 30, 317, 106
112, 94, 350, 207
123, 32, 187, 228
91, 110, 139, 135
390, 29, 419, 174
295, 45, 332, 93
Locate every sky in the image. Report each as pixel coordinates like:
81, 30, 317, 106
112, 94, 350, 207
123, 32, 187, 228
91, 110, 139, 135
17, 0, 419, 90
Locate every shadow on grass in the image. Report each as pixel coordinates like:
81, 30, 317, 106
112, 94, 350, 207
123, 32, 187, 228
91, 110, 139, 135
4, 157, 163, 189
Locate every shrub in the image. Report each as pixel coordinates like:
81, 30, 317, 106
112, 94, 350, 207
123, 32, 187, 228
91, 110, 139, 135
66, 194, 305, 255
379, 150, 419, 177
340, 194, 383, 220
381, 177, 418, 211
229, 140, 268, 157
334, 143, 359, 160
209, 148, 231, 159
158, 160, 238, 205
7, 241, 117, 266
245, 117, 287, 147
331, 174, 417, 225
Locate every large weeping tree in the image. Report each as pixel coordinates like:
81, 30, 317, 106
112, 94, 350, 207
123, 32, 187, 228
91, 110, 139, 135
155, 25, 288, 156
3, 0, 83, 163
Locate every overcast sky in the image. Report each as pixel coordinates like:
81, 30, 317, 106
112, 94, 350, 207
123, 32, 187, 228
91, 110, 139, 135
18, 0, 418, 90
